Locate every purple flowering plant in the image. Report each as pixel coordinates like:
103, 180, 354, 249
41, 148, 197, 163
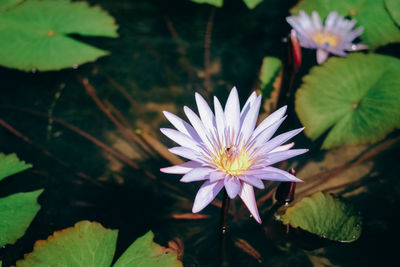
286, 11, 367, 64
160, 87, 307, 223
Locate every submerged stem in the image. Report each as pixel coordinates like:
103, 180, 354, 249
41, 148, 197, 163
220, 189, 230, 267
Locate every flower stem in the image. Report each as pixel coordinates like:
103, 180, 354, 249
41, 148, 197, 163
220, 189, 230, 267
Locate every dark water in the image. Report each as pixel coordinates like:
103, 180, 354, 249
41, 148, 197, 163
0, 0, 399, 266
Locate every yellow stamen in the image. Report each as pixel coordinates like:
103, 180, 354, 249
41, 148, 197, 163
215, 146, 251, 176
312, 32, 340, 46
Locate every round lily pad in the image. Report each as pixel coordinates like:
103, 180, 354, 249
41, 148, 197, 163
243, 0, 264, 9
386, 0, 400, 26
0, 0, 118, 72
0, 189, 43, 247
280, 192, 362, 242
295, 53, 400, 149
291, 0, 400, 49
0, 153, 32, 182
16, 221, 118, 267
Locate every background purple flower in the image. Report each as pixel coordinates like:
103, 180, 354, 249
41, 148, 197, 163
286, 10, 367, 64
161, 87, 307, 223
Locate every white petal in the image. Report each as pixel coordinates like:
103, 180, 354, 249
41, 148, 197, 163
325, 11, 339, 30
258, 128, 304, 155
184, 106, 213, 150
209, 171, 227, 183
192, 180, 224, 213
195, 92, 216, 133
253, 106, 287, 137
239, 183, 261, 224
169, 147, 204, 162
261, 166, 303, 182
224, 87, 240, 136
224, 176, 241, 199
163, 111, 201, 142
259, 149, 309, 166
249, 116, 287, 151
316, 49, 329, 64
311, 11, 322, 30
214, 96, 226, 144
180, 167, 214, 182
160, 128, 201, 151
160, 161, 202, 174
240, 95, 262, 143
240, 176, 265, 189
270, 142, 295, 153
240, 91, 257, 118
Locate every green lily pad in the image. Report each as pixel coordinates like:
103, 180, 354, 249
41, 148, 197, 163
386, 0, 400, 26
16, 221, 183, 266
189, 0, 223, 7
16, 221, 118, 267
114, 231, 183, 267
0, 0, 118, 72
259, 56, 282, 98
243, 0, 264, 9
0, 0, 23, 11
0, 189, 43, 247
280, 192, 362, 242
0, 153, 31, 182
295, 53, 400, 149
290, 0, 400, 49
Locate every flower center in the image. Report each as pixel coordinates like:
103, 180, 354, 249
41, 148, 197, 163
215, 146, 251, 176
312, 32, 340, 47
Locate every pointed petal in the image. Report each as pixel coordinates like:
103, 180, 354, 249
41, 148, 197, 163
240, 176, 265, 189
249, 116, 287, 151
184, 106, 213, 150
316, 49, 329, 64
224, 177, 241, 199
270, 142, 295, 153
163, 111, 201, 142
214, 96, 226, 144
258, 128, 304, 155
180, 167, 214, 182
255, 128, 303, 156
239, 183, 261, 224
311, 11, 322, 30
209, 171, 226, 183
240, 91, 257, 118
160, 128, 201, 151
195, 92, 216, 133
261, 166, 303, 182
240, 95, 262, 143
260, 149, 308, 166
160, 161, 202, 174
169, 147, 203, 162
192, 180, 224, 213
224, 87, 240, 135
253, 106, 287, 137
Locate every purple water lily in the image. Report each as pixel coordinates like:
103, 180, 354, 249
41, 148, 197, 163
160, 87, 307, 223
286, 10, 367, 64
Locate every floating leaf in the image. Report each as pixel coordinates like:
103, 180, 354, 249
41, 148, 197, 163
0, 0, 118, 71
280, 192, 362, 242
0, 153, 31, 182
0, 189, 43, 247
259, 56, 282, 113
0, 0, 23, 11
16, 222, 183, 266
16, 221, 118, 267
295, 53, 400, 148
189, 0, 223, 7
386, 0, 400, 26
243, 0, 264, 9
114, 231, 183, 267
290, 0, 400, 48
